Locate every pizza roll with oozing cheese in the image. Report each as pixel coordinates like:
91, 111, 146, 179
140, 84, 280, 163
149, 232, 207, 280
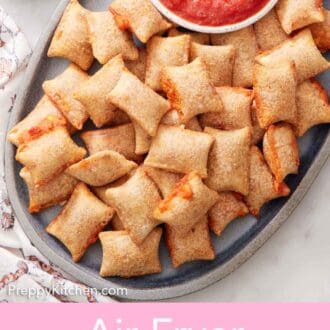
310, 10, 330, 52
161, 110, 202, 131
43, 64, 89, 130
254, 61, 297, 129
109, 0, 171, 43
276, 0, 324, 34
168, 28, 210, 45
245, 146, 290, 216
105, 169, 162, 245
125, 48, 147, 82
161, 58, 223, 123
251, 104, 266, 145
263, 123, 299, 182
20, 167, 78, 214
190, 43, 235, 87
86, 11, 138, 64
145, 125, 214, 178
47, 183, 114, 262
108, 70, 170, 136
211, 26, 258, 88
47, 0, 93, 71
99, 228, 162, 278
205, 127, 251, 195
74, 55, 125, 128
16, 127, 86, 187
145, 35, 190, 91
132, 121, 152, 155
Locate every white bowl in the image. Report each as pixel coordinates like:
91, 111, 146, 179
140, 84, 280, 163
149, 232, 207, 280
151, 0, 279, 34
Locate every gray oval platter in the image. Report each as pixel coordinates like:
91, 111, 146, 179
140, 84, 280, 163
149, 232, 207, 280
4, 0, 330, 301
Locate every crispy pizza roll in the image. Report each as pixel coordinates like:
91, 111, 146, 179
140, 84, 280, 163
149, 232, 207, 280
168, 28, 210, 45
74, 55, 125, 128
145, 125, 214, 178
105, 169, 162, 245
161, 58, 223, 123
20, 167, 79, 214
251, 104, 266, 145
86, 11, 138, 64
263, 123, 299, 182
211, 26, 258, 88
256, 29, 330, 83
16, 127, 86, 187
190, 43, 235, 87
125, 48, 147, 82
161, 110, 202, 131
145, 35, 190, 91
132, 121, 152, 155
166, 216, 215, 268
108, 70, 170, 136
43, 64, 89, 130
205, 127, 251, 196
209, 192, 249, 236
47, 0, 93, 70
276, 0, 324, 34
109, 0, 171, 43
245, 146, 290, 216
99, 228, 162, 278
47, 183, 114, 262
310, 10, 330, 52
254, 61, 297, 129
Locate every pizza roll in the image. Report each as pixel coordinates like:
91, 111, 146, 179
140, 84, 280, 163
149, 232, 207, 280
109, 0, 171, 43
166, 216, 215, 268
16, 127, 86, 187
205, 127, 251, 195
99, 228, 162, 278
20, 167, 78, 214
43, 64, 89, 130
276, 0, 324, 34
168, 28, 210, 45
132, 121, 152, 155
108, 70, 170, 136
251, 104, 266, 145
74, 55, 125, 128
125, 48, 147, 82
47, 0, 93, 70
161, 110, 202, 131
263, 123, 299, 182
108, 110, 131, 127
47, 183, 114, 262
161, 58, 223, 123
310, 10, 330, 52
153, 172, 219, 233
254, 61, 297, 129
145, 35, 190, 91
145, 125, 214, 178
211, 26, 258, 88
295, 80, 330, 136
190, 43, 235, 87
245, 146, 290, 216
209, 192, 249, 236
105, 169, 162, 244
86, 11, 138, 64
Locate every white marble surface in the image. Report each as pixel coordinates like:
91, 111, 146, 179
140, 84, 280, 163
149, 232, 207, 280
2, 0, 330, 302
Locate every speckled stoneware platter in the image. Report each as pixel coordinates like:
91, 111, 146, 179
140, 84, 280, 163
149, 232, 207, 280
5, 0, 330, 301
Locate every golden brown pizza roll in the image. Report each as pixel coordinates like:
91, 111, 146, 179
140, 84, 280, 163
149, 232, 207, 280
168, 28, 210, 45
43, 64, 89, 130
105, 169, 162, 245
47, 183, 114, 262
251, 104, 266, 145
145, 125, 214, 178
153, 172, 219, 233
254, 61, 297, 129
109, 0, 171, 43
161, 110, 202, 131
161, 58, 223, 123
132, 121, 152, 155
190, 43, 235, 87
125, 48, 147, 82
20, 167, 79, 214
211, 26, 258, 88
16, 127, 86, 187
205, 127, 251, 196
165, 216, 215, 268
108, 70, 170, 136
86, 11, 138, 64
295, 80, 330, 136
209, 192, 249, 236
47, 0, 93, 70
263, 123, 299, 183
99, 228, 162, 278
74, 55, 125, 128
245, 146, 290, 216
276, 0, 324, 34
145, 35, 190, 91
310, 9, 330, 52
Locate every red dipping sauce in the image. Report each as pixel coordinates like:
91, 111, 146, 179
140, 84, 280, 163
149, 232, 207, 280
160, 0, 271, 27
